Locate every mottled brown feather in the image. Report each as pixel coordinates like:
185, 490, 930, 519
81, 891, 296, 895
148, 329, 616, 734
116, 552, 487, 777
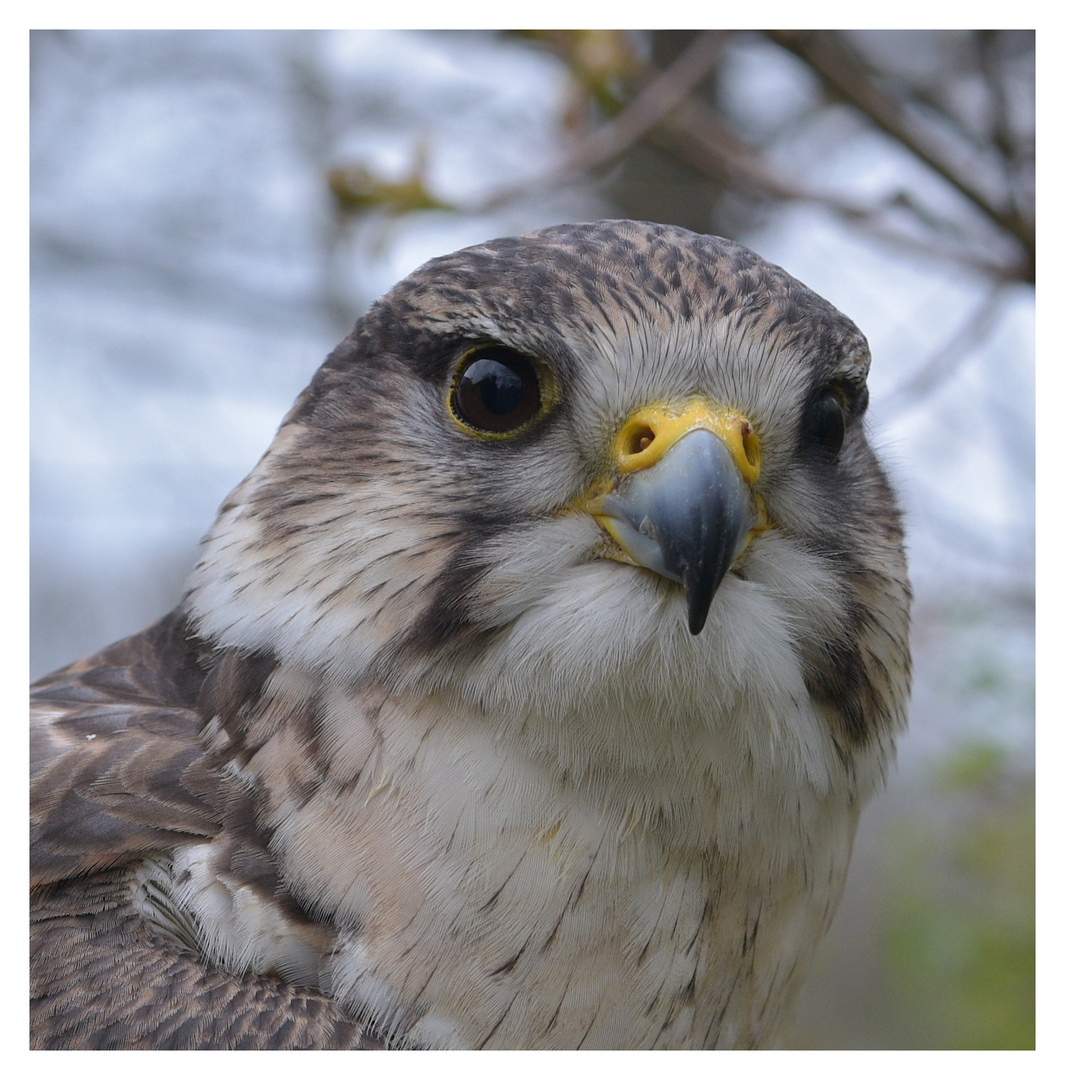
30, 612, 221, 885
31, 868, 380, 1049
30, 614, 385, 1048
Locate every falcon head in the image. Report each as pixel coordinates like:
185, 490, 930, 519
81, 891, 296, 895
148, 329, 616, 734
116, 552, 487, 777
33, 220, 912, 1050
186, 218, 910, 832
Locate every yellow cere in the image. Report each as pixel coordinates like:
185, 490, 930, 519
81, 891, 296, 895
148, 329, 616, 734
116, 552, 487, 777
613, 399, 762, 483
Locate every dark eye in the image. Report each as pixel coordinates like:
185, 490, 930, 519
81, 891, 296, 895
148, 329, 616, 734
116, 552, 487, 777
802, 388, 846, 457
450, 346, 542, 435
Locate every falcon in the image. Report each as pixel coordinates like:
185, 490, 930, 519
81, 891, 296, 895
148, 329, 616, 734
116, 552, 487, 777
30, 220, 911, 1049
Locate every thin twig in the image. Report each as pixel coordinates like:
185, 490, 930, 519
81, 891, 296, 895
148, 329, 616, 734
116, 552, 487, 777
457, 31, 1031, 283
878, 283, 1012, 420
470, 31, 730, 213
765, 31, 1035, 258
636, 89, 1025, 281
566, 30, 731, 174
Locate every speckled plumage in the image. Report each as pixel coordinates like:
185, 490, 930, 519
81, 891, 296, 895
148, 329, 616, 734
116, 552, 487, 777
31, 220, 911, 1049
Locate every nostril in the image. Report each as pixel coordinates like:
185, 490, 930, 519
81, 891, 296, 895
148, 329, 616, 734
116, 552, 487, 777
625, 425, 656, 457
739, 420, 760, 472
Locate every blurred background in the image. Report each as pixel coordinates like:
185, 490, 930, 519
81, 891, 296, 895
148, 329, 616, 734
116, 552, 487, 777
29, 29, 1035, 1048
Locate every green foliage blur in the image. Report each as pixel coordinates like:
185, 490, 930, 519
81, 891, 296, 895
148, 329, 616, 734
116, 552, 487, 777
882, 743, 1034, 1048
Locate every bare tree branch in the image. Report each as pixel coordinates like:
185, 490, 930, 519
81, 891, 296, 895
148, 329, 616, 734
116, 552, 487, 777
595, 60, 1025, 282
565, 30, 731, 175
764, 30, 1034, 275
878, 283, 1013, 420
328, 30, 1035, 287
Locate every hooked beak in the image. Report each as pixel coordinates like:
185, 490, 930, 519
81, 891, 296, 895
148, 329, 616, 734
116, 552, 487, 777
590, 401, 764, 635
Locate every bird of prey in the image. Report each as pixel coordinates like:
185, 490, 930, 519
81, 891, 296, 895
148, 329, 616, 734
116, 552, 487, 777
31, 220, 911, 1050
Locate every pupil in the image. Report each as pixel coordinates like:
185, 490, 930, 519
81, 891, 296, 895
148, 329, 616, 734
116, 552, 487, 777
469, 360, 522, 415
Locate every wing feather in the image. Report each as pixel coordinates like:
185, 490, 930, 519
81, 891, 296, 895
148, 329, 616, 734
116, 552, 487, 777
32, 868, 381, 1049
30, 611, 222, 885
30, 612, 386, 1048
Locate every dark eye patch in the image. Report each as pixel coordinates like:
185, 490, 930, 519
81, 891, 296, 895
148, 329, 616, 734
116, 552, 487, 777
801, 386, 847, 458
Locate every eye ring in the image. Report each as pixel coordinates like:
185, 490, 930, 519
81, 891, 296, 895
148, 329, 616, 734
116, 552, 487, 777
448, 346, 547, 438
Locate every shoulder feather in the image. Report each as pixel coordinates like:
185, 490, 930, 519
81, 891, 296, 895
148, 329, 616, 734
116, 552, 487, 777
31, 612, 222, 885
